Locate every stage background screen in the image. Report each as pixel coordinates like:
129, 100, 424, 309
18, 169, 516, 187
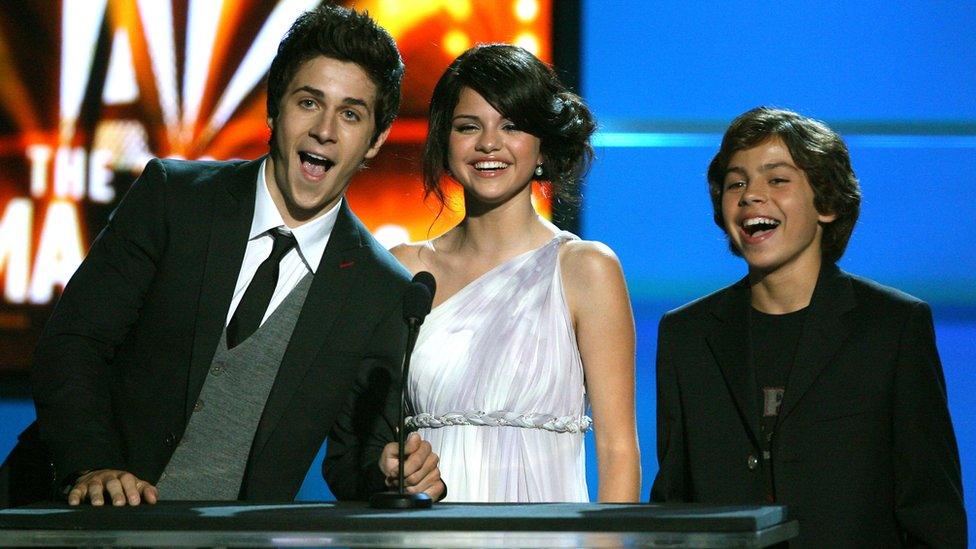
0, 0, 553, 500
1, 3, 974, 537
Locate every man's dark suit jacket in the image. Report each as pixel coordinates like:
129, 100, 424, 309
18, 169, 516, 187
6, 157, 409, 503
651, 264, 966, 547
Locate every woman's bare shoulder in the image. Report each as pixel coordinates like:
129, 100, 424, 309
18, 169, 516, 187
559, 239, 623, 281
389, 241, 431, 274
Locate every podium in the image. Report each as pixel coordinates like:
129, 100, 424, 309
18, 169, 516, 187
0, 501, 797, 547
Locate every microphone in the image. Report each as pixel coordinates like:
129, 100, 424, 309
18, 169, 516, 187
370, 271, 436, 509
403, 271, 435, 325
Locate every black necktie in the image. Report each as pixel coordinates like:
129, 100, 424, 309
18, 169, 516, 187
226, 229, 297, 349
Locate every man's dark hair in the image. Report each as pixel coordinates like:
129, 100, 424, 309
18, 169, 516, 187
707, 106, 861, 264
422, 44, 595, 211
266, 3, 404, 144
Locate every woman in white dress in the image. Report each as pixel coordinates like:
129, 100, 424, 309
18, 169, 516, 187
390, 44, 639, 502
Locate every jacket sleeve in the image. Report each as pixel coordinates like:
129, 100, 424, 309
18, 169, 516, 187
322, 296, 405, 500
892, 301, 967, 546
30, 159, 170, 483
649, 313, 689, 502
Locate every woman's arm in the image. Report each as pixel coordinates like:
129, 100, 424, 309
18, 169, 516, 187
561, 241, 641, 502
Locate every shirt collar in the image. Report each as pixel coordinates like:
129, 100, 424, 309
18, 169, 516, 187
249, 157, 341, 274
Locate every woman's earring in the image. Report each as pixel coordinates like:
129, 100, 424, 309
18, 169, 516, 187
534, 165, 543, 177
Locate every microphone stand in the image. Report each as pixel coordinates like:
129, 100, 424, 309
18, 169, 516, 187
369, 312, 432, 509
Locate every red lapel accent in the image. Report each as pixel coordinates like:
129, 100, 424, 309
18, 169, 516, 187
339, 260, 355, 269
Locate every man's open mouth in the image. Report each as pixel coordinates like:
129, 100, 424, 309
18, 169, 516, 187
741, 216, 781, 237
299, 151, 334, 177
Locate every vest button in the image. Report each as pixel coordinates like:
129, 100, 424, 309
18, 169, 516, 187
211, 364, 223, 375
747, 454, 759, 470
193, 399, 204, 412
164, 433, 175, 447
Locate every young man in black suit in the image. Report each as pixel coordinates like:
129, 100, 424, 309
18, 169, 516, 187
651, 107, 965, 546
1, 4, 443, 507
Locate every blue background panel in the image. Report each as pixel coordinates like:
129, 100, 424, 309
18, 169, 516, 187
584, 141, 976, 305
581, 0, 975, 541
583, 2, 976, 124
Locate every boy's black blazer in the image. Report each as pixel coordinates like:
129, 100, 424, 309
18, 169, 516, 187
651, 263, 965, 547
24, 157, 410, 501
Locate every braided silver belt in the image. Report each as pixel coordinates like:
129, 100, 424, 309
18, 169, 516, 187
406, 411, 592, 433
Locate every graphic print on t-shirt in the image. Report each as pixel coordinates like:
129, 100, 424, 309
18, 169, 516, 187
762, 387, 785, 417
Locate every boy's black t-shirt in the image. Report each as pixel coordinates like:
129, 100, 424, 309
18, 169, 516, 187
749, 306, 808, 449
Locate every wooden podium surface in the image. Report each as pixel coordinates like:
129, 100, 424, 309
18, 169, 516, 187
0, 501, 797, 547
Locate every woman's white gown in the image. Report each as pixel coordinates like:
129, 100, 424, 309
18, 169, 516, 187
406, 232, 591, 502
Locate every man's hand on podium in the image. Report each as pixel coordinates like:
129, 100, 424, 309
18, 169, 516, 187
68, 469, 158, 506
380, 432, 445, 500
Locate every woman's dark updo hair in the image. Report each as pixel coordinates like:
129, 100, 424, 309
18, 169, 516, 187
423, 44, 596, 212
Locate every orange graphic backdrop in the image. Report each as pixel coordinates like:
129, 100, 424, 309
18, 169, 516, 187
0, 0, 552, 370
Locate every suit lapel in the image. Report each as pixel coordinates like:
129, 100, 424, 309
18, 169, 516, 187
778, 263, 856, 421
250, 200, 366, 457
185, 159, 261, 419
706, 278, 762, 448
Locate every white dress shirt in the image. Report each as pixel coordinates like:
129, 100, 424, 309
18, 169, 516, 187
224, 158, 341, 327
